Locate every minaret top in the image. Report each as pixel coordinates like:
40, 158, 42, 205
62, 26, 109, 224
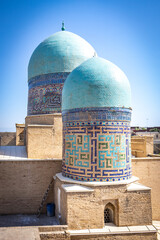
61, 21, 65, 31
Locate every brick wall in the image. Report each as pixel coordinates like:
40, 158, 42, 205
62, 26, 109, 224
0, 159, 62, 214
131, 136, 154, 157
0, 132, 16, 146
70, 232, 157, 240
0, 157, 160, 222
16, 124, 25, 146
40, 232, 157, 240
40, 232, 70, 240
132, 157, 160, 220
55, 178, 152, 229
25, 114, 62, 159
27, 125, 55, 159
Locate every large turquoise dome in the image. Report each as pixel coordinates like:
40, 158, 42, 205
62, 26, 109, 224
27, 30, 96, 115
62, 57, 131, 110
28, 31, 97, 80
62, 56, 132, 182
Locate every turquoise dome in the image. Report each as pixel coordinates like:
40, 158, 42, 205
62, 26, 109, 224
28, 31, 97, 80
62, 57, 131, 110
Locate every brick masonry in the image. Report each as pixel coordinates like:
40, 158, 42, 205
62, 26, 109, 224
40, 232, 70, 240
54, 177, 152, 230
0, 157, 159, 222
0, 132, 16, 146
132, 157, 160, 220
0, 160, 61, 214
70, 232, 157, 240
131, 136, 154, 157
16, 124, 25, 146
25, 114, 62, 159
40, 232, 157, 240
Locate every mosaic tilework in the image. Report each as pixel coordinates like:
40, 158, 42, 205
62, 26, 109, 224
62, 107, 132, 182
63, 107, 131, 123
27, 72, 70, 115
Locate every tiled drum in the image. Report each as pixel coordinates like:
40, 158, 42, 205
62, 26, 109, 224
62, 57, 132, 182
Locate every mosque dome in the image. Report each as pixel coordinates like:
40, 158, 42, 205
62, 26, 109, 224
62, 57, 131, 111
28, 31, 97, 80
62, 56, 132, 182
27, 30, 97, 115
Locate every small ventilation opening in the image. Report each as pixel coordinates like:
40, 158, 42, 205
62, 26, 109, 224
104, 208, 113, 223
104, 203, 115, 224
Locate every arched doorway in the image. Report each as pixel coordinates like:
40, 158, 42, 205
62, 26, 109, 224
104, 203, 115, 224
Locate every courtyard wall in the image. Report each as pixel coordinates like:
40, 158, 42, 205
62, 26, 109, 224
0, 157, 159, 220
0, 159, 61, 214
132, 157, 160, 220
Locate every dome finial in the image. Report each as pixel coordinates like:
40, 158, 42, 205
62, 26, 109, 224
61, 21, 65, 31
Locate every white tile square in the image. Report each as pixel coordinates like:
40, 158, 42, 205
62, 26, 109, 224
128, 226, 148, 231
147, 225, 156, 231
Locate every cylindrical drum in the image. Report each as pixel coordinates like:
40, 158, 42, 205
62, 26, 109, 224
62, 57, 132, 182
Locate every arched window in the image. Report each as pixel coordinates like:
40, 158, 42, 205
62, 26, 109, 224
104, 203, 115, 224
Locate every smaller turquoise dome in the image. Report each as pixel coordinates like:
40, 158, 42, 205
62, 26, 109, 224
28, 31, 97, 80
62, 57, 131, 110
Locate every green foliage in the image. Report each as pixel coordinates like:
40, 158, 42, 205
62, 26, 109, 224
149, 128, 158, 132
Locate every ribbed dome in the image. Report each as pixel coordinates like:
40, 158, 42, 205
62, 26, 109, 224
28, 31, 97, 80
62, 57, 131, 111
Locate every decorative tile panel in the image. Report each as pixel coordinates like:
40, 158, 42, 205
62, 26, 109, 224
62, 107, 132, 182
27, 72, 70, 115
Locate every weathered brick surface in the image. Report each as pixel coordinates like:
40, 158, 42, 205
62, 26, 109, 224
0, 160, 61, 214
0, 132, 16, 146
55, 178, 152, 230
68, 187, 151, 229
27, 125, 55, 159
16, 124, 25, 146
131, 136, 154, 157
71, 232, 157, 240
25, 114, 62, 159
25, 114, 58, 126
38, 226, 68, 232
0, 157, 159, 223
40, 232, 157, 240
132, 157, 160, 220
40, 231, 70, 240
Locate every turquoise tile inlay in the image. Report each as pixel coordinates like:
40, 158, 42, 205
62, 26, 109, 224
62, 107, 132, 182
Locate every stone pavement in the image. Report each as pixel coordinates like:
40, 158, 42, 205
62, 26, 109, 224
0, 214, 58, 240
153, 221, 160, 239
0, 222, 159, 240
0, 226, 40, 240
68, 222, 157, 234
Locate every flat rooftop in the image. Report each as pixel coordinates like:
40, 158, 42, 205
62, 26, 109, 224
0, 146, 62, 161
0, 146, 27, 160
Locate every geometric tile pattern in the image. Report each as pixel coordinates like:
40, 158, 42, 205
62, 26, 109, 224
27, 72, 70, 115
62, 107, 131, 122
62, 108, 132, 182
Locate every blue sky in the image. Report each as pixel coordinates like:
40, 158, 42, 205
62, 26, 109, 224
0, 0, 160, 131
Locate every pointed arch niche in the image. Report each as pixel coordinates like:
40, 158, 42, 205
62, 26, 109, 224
103, 200, 119, 226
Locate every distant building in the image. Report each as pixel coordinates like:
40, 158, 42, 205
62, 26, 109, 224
131, 127, 160, 154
